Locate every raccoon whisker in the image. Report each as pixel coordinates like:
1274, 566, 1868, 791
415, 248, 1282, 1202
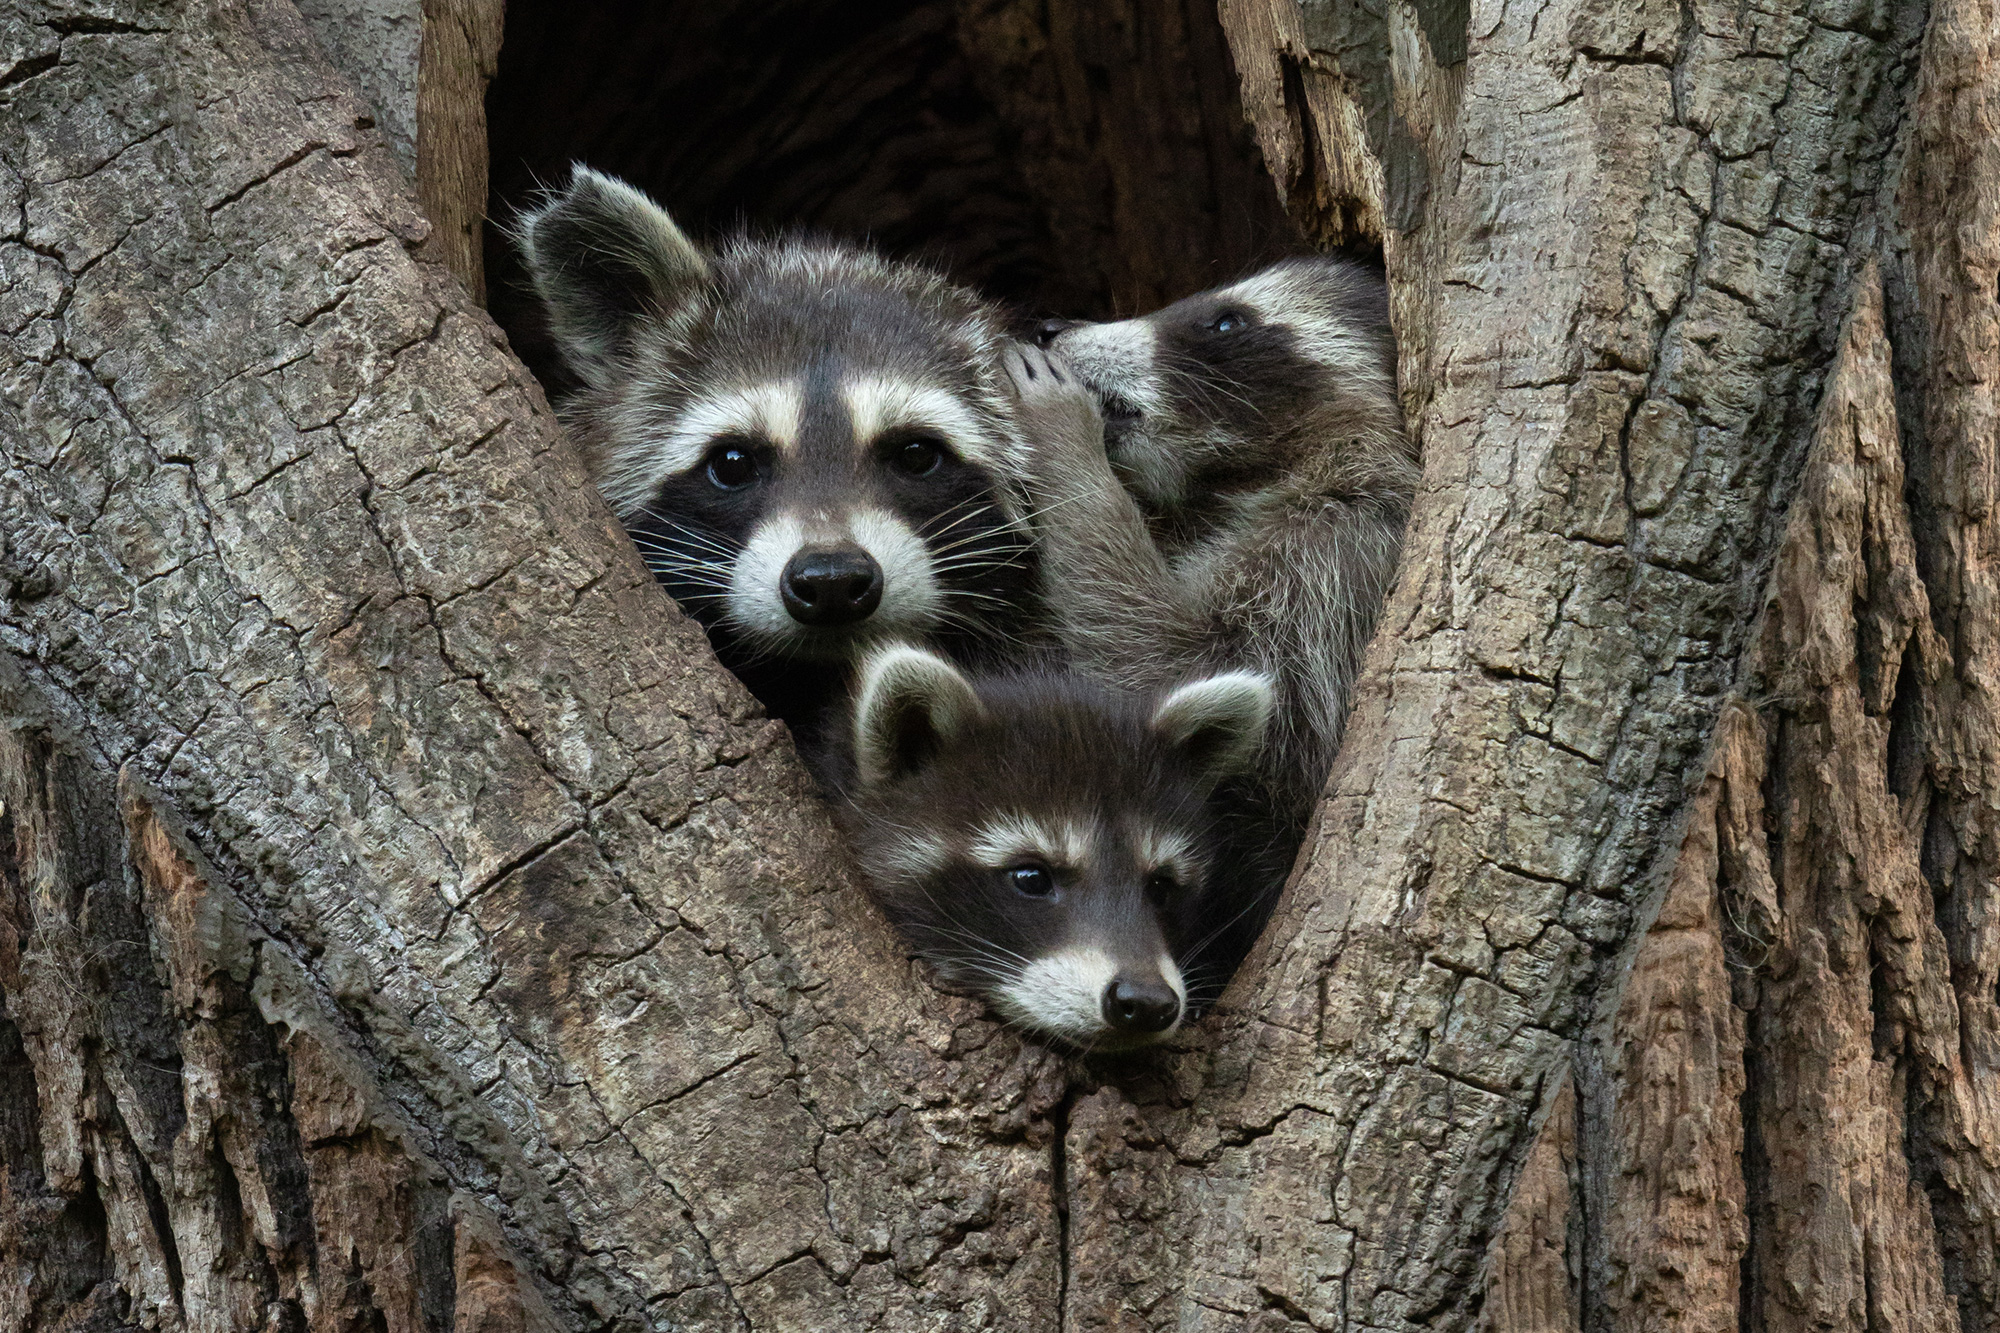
922, 510, 1035, 556
909, 929, 1035, 969
928, 534, 1032, 561
919, 497, 998, 540
640, 563, 736, 589
628, 528, 740, 561
932, 548, 1040, 576
637, 550, 732, 573
1179, 891, 1281, 967
926, 530, 1019, 560
627, 502, 733, 537
915, 951, 1022, 979
637, 550, 731, 572
941, 589, 1027, 610
1007, 490, 1099, 529
899, 896, 1042, 972
631, 553, 737, 582
899, 895, 1038, 963
628, 529, 733, 555
1185, 376, 1266, 422
1156, 349, 1270, 421
930, 609, 1029, 649
629, 513, 744, 558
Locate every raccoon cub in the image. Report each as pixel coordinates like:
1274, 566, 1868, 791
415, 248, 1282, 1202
515, 167, 1040, 746
1019, 257, 1417, 833
842, 644, 1275, 1049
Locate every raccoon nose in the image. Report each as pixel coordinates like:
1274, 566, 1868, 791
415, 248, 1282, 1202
1102, 977, 1181, 1035
1034, 318, 1077, 348
781, 547, 884, 626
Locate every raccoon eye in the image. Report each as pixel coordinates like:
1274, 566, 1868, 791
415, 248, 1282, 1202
1145, 871, 1177, 905
885, 433, 945, 477
704, 443, 759, 490
1207, 309, 1252, 334
1005, 864, 1056, 898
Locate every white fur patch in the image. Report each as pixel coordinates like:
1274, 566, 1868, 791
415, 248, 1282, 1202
1135, 827, 1202, 882
1228, 269, 1388, 382
1047, 321, 1166, 415
875, 829, 952, 879
1158, 953, 1188, 1012
853, 644, 984, 788
599, 380, 804, 517
1151, 672, 1275, 778
724, 511, 806, 642
967, 813, 1096, 870
993, 947, 1119, 1045
849, 507, 944, 634
722, 507, 943, 652
842, 375, 1001, 468
993, 949, 1188, 1046
1042, 322, 1181, 504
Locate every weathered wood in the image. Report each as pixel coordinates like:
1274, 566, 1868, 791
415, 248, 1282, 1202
1103, 0, 1927, 1325
415, 0, 501, 300
1205, 0, 2000, 1320
0, 706, 560, 1333
8, 0, 1999, 1328
1, 2, 1062, 1327
296, 0, 422, 170
1894, 0, 2000, 1315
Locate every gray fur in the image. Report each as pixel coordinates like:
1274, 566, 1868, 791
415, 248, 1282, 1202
1017, 258, 1417, 831
512, 168, 1047, 744
841, 645, 1276, 1049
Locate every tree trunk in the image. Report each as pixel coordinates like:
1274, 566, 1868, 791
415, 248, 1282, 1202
2, 5, 1995, 1333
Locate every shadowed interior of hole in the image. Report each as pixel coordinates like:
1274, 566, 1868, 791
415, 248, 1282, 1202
483, 0, 1306, 394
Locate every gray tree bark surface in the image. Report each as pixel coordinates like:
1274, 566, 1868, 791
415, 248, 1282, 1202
3, 2, 1996, 1333
2, 3, 1061, 1329
1210, 0, 2000, 1328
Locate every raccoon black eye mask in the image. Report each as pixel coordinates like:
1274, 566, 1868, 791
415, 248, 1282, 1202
514, 166, 1043, 750
839, 642, 1275, 1050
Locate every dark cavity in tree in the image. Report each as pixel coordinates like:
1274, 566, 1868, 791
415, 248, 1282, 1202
483, 0, 1304, 394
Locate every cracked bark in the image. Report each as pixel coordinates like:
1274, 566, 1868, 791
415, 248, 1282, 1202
3, 2, 1996, 1333
1192, 0, 1999, 1329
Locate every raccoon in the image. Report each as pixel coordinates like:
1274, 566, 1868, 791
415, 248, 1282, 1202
1014, 257, 1417, 835
515, 167, 1042, 745
842, 643, 1275, 1049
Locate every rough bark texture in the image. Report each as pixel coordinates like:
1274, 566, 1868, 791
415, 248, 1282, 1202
1208, 0, 2000, 1328
294, 0, 420, 169
1, 3, 1064, 1328
1, 721, 561, 1333
6, 0, 2000, 1331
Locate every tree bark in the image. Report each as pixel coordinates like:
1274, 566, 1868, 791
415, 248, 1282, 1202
2, 4, 1062, 1328
3, 2, 1997, 1333
1207, 0, 2000, 1328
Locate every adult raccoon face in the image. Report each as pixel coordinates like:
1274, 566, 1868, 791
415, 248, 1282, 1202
517, 168, 1035, 665
619, 370, 1033, 664
1037, 258, 1397, 513
844, 645, 1275, 1050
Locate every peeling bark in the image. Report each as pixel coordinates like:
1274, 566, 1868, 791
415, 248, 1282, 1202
2, 714, 558, 1333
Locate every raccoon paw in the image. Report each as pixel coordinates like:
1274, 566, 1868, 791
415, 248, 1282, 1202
1004, 343, 1106, 480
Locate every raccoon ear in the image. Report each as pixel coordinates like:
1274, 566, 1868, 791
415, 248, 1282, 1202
515, 166, 710, 388
854, 645, 986, 788
1150, 672, 1274, 781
